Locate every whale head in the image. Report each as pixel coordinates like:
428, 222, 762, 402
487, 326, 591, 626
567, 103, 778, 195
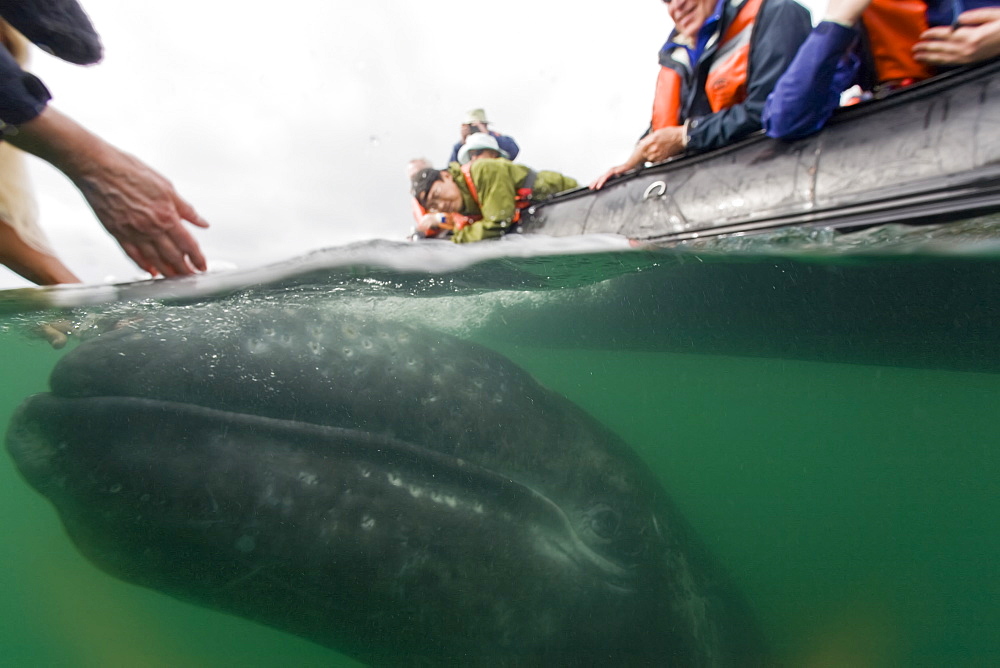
6, 305, 762, 664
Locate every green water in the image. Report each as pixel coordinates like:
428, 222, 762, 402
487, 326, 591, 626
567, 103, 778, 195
1, 237, 998, 665
497, 348, 999, 664
0, 332, 359, 666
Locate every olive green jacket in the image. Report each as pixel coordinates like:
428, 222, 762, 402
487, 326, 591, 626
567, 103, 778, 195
446, 158, 578, 243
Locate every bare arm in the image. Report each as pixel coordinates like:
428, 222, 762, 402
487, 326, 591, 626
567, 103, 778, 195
588, 127, 687, 191
589, 144, 645, 191
8, 106, 209, 277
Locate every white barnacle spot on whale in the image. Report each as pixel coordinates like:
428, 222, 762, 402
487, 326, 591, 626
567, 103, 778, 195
235, 535, 256, 553
297, 472, 319, 487
246, 339, 270, 355
308, 341, 322, 356
387, 473, 403, 487
259, 482, 289, 510
360, 515, 376, 531
429, 491, 459, 508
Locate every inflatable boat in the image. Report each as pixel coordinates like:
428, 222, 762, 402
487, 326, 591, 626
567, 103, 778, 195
520, 58, 1000, 241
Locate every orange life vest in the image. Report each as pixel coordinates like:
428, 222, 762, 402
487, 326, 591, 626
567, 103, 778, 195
861, 0, 935, 84
651, 0, 765, 130
459, 162, 535, 226
411, 197, 427, 222
412, 195, 477, 239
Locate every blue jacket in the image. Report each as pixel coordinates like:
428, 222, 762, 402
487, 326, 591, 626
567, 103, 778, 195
762, 0, 994, 140
448, 131, 520, 165
761, 21, 862, 140
654, 0, 812, 153
0, 45, 50, 127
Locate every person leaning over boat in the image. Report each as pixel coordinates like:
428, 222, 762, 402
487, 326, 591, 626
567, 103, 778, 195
762, 0, 1000, 140
407, 133, 513, 237
410, 158, 578, 243
0, 0, 208, 284
447, 108, 520, 165
589, 0, 812, 190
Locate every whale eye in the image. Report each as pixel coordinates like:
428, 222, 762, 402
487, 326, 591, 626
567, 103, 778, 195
584, 504, 650, 561
587, 506, 621, 541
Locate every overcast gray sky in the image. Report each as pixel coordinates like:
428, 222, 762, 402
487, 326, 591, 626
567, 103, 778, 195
0, 0, 827, 289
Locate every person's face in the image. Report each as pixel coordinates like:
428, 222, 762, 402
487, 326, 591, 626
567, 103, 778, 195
469, 149, 501, 162
424, 173, 463, 213
664, 0, 715, 41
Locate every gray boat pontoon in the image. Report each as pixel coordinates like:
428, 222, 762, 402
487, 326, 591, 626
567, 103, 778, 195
520, 58, 1000, 241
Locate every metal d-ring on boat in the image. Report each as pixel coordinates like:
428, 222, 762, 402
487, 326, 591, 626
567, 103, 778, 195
643, 181, 668, 200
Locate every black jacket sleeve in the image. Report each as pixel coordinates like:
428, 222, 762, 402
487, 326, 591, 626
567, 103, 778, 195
686, 0, 812, 153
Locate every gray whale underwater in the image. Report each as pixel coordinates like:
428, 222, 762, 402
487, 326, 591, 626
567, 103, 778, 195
6, 305, 763, 665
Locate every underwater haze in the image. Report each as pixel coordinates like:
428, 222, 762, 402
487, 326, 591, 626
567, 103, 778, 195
1, 223, 999, 665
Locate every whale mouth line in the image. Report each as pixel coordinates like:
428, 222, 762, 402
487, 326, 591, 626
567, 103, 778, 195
8, 393, 631, 585
12, 392, 520, 483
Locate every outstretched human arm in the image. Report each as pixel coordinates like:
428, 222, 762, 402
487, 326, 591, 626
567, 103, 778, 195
762, 21, 861, 139
588, 142, 646, 191
7, 106, 209, 278
588, 124, 688, 190
913, 8, 1000, 65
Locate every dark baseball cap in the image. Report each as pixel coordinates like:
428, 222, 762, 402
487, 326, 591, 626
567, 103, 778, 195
410, 167, 442, 204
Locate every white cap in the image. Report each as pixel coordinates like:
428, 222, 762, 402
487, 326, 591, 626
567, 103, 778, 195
457, 132, 509, 164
